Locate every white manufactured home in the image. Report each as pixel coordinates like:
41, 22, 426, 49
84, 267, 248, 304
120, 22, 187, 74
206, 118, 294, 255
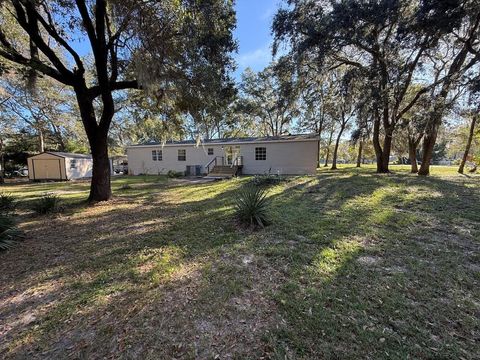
127, 134, 319, 176
27, 152, 94, 181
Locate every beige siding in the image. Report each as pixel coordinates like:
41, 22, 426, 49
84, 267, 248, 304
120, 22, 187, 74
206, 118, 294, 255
127, 140, 318, 175
241, 141, 318, 174
27, 153, 94, 180
127, 145, 219, 175
65, 158, 93, 179
28, 153, 66, 180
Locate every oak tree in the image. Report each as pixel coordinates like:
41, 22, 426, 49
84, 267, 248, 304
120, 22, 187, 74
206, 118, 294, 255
0, 0, 236, 201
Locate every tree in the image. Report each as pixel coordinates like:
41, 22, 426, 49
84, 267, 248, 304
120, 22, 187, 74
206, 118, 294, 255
417, 1, 480, 175
239, 61, 300, 136
329, 69, 357, 170
176, 60, 237, 141
0, 117, 12, 183
273, 0, 480, 174
0, 0, 236, 201
352, 87, 375, 168
351, 126, 370, 168
395, 86, 432, 173
458, 110, 479, 174
295, 69, 336, 166
322, 121, 336, 167
0, 73, 80, 153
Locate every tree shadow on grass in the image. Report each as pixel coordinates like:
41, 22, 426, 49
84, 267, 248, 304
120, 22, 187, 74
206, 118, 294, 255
0, 171, 478, 358
0, 178, 266, 358
260, 171, 480, 359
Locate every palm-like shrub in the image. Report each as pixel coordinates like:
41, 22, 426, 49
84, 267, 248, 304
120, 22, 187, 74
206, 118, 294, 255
0, 214, 21, 250
0, 192, 16, 214
167, 170, 183, 178
32, 193, 61, 214
235, 184, 270, 228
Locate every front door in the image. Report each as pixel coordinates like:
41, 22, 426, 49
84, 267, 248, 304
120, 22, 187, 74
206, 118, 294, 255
225, 146, 240, 165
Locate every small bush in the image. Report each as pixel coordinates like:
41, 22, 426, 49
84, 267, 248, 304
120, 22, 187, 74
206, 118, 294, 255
0, 192, 16, 214
251, 173, 285, 187
235, 184, 270, 228
0, 214, 21, 250
167, 170, 183, 178
32, 193, 61, 214
119, 183, 132, 190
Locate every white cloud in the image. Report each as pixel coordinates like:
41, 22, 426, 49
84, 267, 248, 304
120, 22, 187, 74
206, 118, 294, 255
236, 45, 272, 72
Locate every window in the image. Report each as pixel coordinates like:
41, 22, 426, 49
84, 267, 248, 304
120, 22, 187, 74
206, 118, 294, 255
152, 150, 162, 161
70, 159, 77, 169
255, 147, 266, 160
208, 148, 214, 155
178, 149, 186, 161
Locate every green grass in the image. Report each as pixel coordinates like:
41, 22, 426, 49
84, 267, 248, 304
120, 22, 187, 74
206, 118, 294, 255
0, 167, 478, 359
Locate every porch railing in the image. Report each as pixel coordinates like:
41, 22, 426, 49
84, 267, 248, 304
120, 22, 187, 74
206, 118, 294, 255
230, 156, 243, 168
205, 156, 224, 174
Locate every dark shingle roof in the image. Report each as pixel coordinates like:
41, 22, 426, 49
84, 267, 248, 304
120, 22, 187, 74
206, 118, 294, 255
130, 133, 319, 147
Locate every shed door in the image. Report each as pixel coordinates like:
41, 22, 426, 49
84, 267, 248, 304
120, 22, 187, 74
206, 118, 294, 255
32, 159, 62, 180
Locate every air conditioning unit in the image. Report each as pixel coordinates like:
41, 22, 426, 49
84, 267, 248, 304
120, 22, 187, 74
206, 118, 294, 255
186, 165, 203, 176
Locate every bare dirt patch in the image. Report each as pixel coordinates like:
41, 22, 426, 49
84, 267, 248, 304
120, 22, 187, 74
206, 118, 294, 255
357, 255, 381, 266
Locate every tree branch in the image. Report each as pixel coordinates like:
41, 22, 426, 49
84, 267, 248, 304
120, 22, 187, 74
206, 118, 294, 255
12, 0, 74, 80
0, 41, 68, 85
36, 2, 85, 74
87, 80, 139, 99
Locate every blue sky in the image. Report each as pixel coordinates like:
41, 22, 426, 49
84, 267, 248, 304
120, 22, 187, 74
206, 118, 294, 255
233, 0, 280, 79
69, 1, 281, 80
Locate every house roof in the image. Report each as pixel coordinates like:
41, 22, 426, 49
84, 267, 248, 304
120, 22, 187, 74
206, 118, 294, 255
30, 151, 93, 159
129, 133, 319, 148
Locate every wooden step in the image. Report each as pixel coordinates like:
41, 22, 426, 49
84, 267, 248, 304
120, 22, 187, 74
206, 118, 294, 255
212, 165, 237, 174
211, 165, 236, 173
208, 165, 238, 178
205, 174, 233, 179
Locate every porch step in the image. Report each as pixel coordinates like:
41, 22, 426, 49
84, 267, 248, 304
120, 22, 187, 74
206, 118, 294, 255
208, 165, 238, 178
211, 165, 237, 174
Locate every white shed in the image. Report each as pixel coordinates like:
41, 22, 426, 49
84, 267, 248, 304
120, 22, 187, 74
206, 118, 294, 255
27, 152, 93, 181
127, 134, 320, 176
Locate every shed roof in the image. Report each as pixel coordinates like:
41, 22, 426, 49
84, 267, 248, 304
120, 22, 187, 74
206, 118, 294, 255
30, 152, 92, 159
129, 133, 319, 148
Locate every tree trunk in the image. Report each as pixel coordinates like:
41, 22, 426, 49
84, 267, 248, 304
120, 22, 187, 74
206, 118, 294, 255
373, 120, 393, 173
50, 122, 67, 151
372, 111, 387, 173
356, 141, 363, 168
331, 125, 345, 170
419, 37, 473, 176
38, 128, 45, 152
418, 123, 438, 176
317, 120, 324, 168
379, 131, 392, 173
324, 148, 330, 167
317, 139, 321, 168
458, 113, 478, 174
75, 87, 113, 202
408, 138, 418, 173
0, 137, 4, 184
324, 128, 334, 167
89, 134, 111, 202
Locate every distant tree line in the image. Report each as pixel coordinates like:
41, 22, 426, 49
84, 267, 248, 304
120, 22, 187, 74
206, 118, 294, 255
1, 0, 479, 192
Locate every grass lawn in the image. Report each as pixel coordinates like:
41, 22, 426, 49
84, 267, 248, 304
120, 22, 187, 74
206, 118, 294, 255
0, 165, 479, 358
